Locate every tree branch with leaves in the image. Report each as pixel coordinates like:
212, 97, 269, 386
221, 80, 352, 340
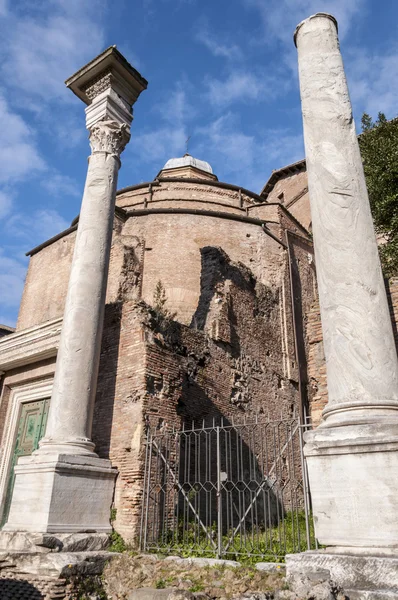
359, 112, 398, 278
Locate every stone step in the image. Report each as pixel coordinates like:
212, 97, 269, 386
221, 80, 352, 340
347, 590, 398, 600
0, 550, 115, 578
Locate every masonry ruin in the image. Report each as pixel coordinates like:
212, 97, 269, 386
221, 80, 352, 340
0, 15, 398, 599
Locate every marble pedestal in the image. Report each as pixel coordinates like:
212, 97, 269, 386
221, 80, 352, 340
305, 423, 398, 548
3, 453, 117, 533
286, 551, 398, 598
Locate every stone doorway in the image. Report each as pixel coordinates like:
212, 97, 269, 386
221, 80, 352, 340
1, 398, 49, 526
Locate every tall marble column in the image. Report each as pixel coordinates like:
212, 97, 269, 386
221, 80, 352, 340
38, 121, 129, 456
3, 47, 147, 533
294, 13, 398, 551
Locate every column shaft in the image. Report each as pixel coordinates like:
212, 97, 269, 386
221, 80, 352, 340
2, 47, 147, 534
295, 14, 398, 426
294, 13, 398, 550
39, 121, 127, 455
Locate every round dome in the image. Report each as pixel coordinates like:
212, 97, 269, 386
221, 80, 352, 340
162, 153, 213, 174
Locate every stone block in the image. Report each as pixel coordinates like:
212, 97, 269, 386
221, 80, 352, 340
0, 531, 110, 553
128, 589, 195, 600
163, 556, 240, 568
0, 549, 114, 578
255, 562, 285, 573
286, 551, 398, 596
304, 424, 398, 548
3, 453, 117, 533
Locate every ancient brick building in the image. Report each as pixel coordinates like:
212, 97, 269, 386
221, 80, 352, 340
0, 153, 396, 542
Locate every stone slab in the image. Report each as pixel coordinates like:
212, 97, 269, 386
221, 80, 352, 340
0, 550, 115, 578
255, 562, 285, 573
4, 453, 116, 533
128, 589, 194, 600
304, 425, 398, 548
163, 556, 240, 568
0, 531, 110, 553
286, 551, 398, 593
347, 592, 398, 600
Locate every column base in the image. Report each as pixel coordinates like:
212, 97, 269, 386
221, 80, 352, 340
3, 453, 117, 533
286, 551, 398, 598
304, 422, 398, 548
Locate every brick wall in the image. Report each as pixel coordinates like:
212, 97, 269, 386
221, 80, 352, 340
4, 174, 316, 543
17, 217, 125, 332
90, 240, 316, 542
306, 296, 328, 426
266, 170, 311, 231
93, 301, 148, 541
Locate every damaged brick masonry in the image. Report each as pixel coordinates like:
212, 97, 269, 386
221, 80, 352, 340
0, 154, 397, 544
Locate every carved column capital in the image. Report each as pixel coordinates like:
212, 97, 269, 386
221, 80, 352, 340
89, 119, 130, 157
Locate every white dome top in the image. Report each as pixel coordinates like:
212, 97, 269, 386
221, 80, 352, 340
162, 154, 213, 174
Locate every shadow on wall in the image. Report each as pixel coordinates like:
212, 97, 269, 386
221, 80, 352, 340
143, 245, 303, 544
191, 245, 253, 333
144, 408, 299, 547
92, 301, 122, 458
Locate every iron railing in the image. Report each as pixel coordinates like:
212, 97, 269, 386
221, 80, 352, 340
140, 417, 315, 561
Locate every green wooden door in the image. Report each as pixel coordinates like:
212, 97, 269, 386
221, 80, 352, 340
1, 398, 50, 526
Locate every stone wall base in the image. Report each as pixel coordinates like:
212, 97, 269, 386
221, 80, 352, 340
0, 546, 113, 599
304, 423, 398, 547
286, 551, 398, 598
4, 453, 117, 533
0, 531, 110, 553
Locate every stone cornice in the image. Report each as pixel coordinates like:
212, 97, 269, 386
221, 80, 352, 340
0, 318, 62, 371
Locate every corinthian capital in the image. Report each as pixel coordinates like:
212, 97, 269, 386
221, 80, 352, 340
89, 119, 131, 157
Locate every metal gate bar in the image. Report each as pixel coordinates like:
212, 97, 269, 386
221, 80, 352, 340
140, 417, 315, 561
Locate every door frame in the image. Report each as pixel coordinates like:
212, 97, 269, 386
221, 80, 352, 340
0, 378, 53, 523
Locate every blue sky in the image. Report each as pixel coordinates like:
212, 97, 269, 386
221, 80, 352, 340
0, 0, 397, 327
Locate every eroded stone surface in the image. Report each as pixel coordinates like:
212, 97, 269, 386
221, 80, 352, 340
286, 551, 398, 595
295, 12, 398, 551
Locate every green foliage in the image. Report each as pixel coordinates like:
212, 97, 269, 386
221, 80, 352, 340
359, 112, 398, 277
148, 510, 316, 565
108, 507, 128, 553
73, 575, 108, 600
153, 281, 173, 319
109, 530, 127, 553
189, 583, 205, 592
155, 579, 167, 589
152, 280, 177, 335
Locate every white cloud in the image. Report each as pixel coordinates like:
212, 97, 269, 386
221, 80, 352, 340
8, 209, 70, 247
2, 2, 105, 105
346, 48, 398, 120
155, 85, 196, 126
196, 113, 256, 172
0, 190, 12, 219
0, 95, 45, 184
130, 125, 187, 166
130, 81, 192, 168
205, 71, 285, 107
194, 112, 304, 191
41, 173, 81, 199
195, 27, 243, 61
0, 205, 70, 324
243, 0, 366, 76
53, 116, 86, 149
0, 249, 27, 310
244, 0, 365, 44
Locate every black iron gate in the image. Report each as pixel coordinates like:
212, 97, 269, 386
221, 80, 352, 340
140, 417, 315, 561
